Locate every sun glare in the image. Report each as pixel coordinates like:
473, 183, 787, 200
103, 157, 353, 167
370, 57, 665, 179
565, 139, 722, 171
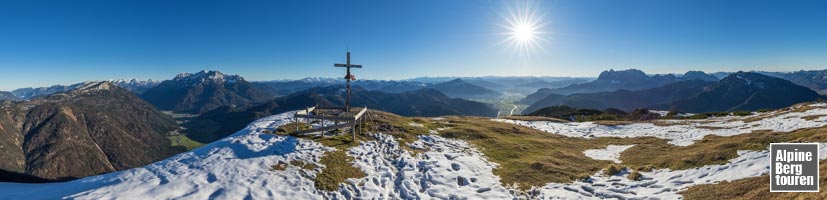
513, 22, 536, 42
500, 1, 546, 58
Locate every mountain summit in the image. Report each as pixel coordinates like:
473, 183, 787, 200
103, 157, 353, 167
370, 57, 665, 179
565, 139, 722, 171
140, 70, 272, 114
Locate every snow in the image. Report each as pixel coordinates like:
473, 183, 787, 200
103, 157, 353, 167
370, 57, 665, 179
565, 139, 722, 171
0, 111, 334, 200
496, 103, 827, 146
536, 143, 827, 199
407, 122, 424, 127
649, 110, 670, 116
583, 145, 635, 163
337, 134, 513, 199
2, 104, 827, 199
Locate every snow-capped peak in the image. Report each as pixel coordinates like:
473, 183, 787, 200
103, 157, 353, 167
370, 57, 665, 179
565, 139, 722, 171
173, 70, 243, 84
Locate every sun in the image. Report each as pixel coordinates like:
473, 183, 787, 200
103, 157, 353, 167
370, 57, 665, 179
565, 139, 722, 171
512, 22, 537, 43
500, 1, 546, 58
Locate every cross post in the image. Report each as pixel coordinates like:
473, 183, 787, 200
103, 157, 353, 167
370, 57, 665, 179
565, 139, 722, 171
334, 51, 362, 112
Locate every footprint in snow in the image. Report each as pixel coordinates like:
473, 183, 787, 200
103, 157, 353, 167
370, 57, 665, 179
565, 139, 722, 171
456, 176, 469, 186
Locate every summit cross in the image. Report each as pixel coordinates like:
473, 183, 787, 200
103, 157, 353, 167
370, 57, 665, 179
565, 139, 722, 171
334, 51, 362, 112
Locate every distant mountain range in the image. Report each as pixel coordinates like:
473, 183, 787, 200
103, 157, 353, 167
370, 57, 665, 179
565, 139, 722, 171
427, 79, 501, 99
253, 78, 428, 96
255, 78, 499, 99
524, 72, 822, 114
110, 79, 161, 94
6, 79, 159, 100
522, 69, 720, 105
186, 85, 498, 142
524, 80, 715, 113
411, 76, 592, 95
0, 91, 19, 101
0, 82, 182, 182
659, 72, 822, 113
140, 70, 273, 114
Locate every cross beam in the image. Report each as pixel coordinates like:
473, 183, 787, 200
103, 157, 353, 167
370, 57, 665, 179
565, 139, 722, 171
334, 51, 362, 112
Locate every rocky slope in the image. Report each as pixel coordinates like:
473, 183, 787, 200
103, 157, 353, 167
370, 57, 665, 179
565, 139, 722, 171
0, 82, 182, 182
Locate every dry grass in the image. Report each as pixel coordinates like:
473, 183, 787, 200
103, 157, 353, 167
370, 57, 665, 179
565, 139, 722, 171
603, 165, 623, 176
273, 122, 310, 135
802, 115, 827, 121
436, 116, 659, 190
290, 160, 317, 171
792, 103, 822, 113
500, 115, 569, 123
621, 127, 827, 170
314, 150, 367, 191
680, 160, 827, 200
434, 116, 827, 190
271, 161, 288, 171
651, 120, 690, 126
627, 171, 642, 181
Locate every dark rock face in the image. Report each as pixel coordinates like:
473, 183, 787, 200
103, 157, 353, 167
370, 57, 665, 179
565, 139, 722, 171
0, 82, 181, 182
140, 70, 271, 114
187, 86, 497, 143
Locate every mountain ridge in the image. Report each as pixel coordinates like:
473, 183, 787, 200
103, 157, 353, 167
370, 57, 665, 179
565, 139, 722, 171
0, 81, 183, 182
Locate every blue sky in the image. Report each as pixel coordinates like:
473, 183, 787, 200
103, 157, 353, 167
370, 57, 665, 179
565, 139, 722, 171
1, 0, 826, 91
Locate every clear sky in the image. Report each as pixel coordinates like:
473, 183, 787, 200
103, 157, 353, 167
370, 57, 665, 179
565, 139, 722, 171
1, 0, 827, 91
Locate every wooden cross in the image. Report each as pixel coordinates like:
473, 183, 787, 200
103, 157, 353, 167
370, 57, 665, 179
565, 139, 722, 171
334, 51, 362, 112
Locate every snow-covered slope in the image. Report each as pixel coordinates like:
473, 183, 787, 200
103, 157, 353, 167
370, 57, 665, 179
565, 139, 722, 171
2, 103, 827, 199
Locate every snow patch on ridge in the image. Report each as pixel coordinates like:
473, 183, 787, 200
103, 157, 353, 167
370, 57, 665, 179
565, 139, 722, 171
496, 103, 827, 146
583, 145, 635, 163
